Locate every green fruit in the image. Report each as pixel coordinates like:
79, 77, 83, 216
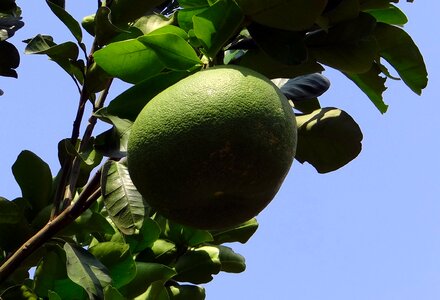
127, 65, 297, 229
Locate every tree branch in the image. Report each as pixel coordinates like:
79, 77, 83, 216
0, 169, 102, 284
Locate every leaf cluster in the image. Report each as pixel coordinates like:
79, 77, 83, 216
0, 0, 428, 299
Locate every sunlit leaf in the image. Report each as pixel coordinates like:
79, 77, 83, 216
365, 4, 408, 25
101, 160, 146, 235
295, 107, 363, 173
192, 0, 244, 58
136, 239, 177, 265
64, 243, 112, 299
89, 242, 136, 289
374, 22, 427, 94
138, 32, 202, 71
107, 71, 189, 121
166, 283, 205, 300
119, 262, 176, 299
93, 38, 164, 83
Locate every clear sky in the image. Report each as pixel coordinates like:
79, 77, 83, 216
1, 1, 439, 300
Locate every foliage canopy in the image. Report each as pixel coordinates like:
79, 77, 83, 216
0, 0, 427, 299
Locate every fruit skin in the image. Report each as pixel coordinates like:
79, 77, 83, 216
127, 65, 297, 229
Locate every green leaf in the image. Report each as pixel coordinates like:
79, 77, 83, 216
235, 0, 327, 31
365, 4, 408, 25
109, 0, 166, 24
104, 286, 125, 300
107, 71, 189, 121
94, 6, 128, 46
166, 284, 205, 300
0, 41, 19, 78
374, 23, 427, 95
48, 291, 63, 300
217, 245, 246, 273
193, 0, 244, 58
179, 0, 209, 8
344, 63, 388, 113
210, 218, 258, 244
101, 160, 146, 235
318, 0, 360, 28
138, 32, 202, 71
46, 0, 82, 43
238, 48, 324, 79
306, 12, 378, 74
247, 22, 307, 65
89, 242, 136, 289
119, 262, 176, 299
295, 107, 363, 173
94, 109, 133, 158
132, 14, 175, 35
12, 150, 52, 212
34, 247, 66, 289
177, 7, 208, 32
25, 36, 78, 59
135, 281, 170, 300
64, 243, 112, 299
93, 38, 164, 84
136, 239, 178, 265
0, 197, 31, 251
123, 218, 161, 253
174, 246, 222, 284
156, 216, 213, 247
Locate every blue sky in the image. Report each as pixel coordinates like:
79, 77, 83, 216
1, 1, 439, 300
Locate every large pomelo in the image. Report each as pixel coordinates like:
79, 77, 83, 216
127, 65, 297, 229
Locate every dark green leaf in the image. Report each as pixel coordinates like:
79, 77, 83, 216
84, 62, 112, 94
138, 32, 202, 71
123, 218, 161, 253
119, 262, 176, 299
107, 71, 188, 121
238, 48, 324, 79
374, 22, 427, 95
365, 4, 408, 25
64, 243, 112, 299
89, 242, 136, 289
0, 16, 24, 40
280, 73, 330, 101
0, 284, 38, 300
174, 246, 221, 284
12, 150, 52, 212
48, 291, 63, 300
93, 38, 164, 83
101, 160, 146, 235
306, 13, 378, 74
94, 7, 128, 46
34, 245, 77, 299
217, 245, 246, 273
179, 0, 209, 8
103, 286, 125, 300
46, 0, 82, 43
295, 107, 363, 173
94, 109, 133, 158
192, 0, 244, 58
247, 22, 307, 65
25, 34, 79, 62
235, 0, 327, 31
156, 216, 213, 246
109, 0, 166, 24
318, 0, 360, 28
166, 283, 205, 300
344, 63, 388, 113
292, 97, 322, 114
210, 218, 258, 244
0, 197, 31, 251
0, 41, 19, 78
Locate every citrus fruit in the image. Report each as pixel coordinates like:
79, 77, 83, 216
127, 65, 297, 229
